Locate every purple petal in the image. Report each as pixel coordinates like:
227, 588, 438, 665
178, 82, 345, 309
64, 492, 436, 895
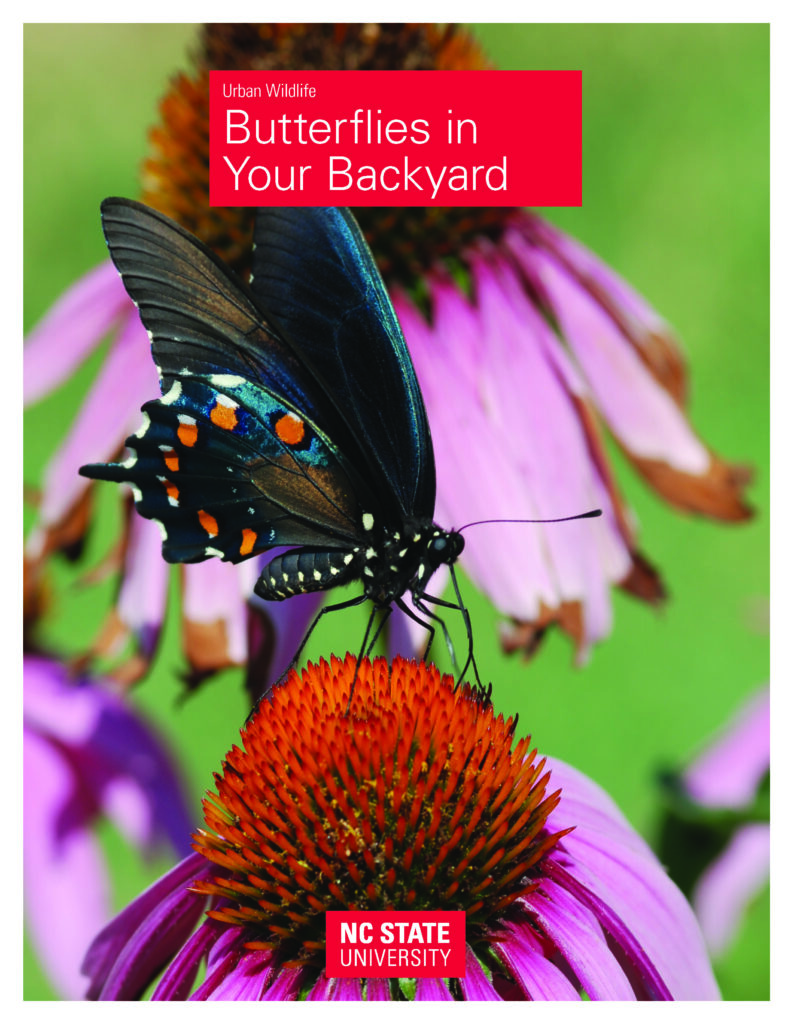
515, 238, 709, 474
247, 584, 325, 692
415, 976, 453, 1000
24, 729, 109, 999
329, 977, 364, 1000
151, 919, 220, 1000
492, 919, 580, 999
206, 949, 278, 1000
458, 946, 502, 1000
470, 248, 632, 651
25, 656, 194, 858
692, 823, 770, 956
27, 311, 159, 552
305, 971, 334, 1000
83, 852, 209, 999
396, 285, 559, 620
544, 757, 719, 999
24, 261, 130, 405
189, 930, 250, 1000
182, 559, 250, 670
524, 880, 635, 998
364, 977, 392, 1000
685, 687, 769, 807
115, 513, 170, 662
260, 966, 305, 1000
518, 215, 670, 341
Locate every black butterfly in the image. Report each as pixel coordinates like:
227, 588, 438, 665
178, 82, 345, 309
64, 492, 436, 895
80, 199, 472, 675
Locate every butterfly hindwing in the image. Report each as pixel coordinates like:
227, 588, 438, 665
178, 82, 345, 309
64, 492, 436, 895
250, 207, 436, 524
81, 336, 367, 563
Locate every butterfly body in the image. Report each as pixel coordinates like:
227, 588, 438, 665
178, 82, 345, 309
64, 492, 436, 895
257, 519, 464, 606
80, 199, 466, 642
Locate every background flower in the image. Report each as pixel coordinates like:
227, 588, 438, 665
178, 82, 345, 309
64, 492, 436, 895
656, 686, 769, 959
23, 23, 768, 999
24, 654, 195, 998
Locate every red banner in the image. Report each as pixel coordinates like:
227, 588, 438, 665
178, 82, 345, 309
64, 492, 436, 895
210, 70, 581, 206
325, 910, 466, 978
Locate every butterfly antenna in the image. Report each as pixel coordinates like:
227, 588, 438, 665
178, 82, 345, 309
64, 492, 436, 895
458, 509, 602, 532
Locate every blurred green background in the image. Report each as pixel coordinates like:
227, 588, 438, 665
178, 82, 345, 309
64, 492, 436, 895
23, 24, 768, 1000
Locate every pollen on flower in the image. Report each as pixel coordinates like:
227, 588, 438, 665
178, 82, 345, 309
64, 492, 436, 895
191, 655, 568, 970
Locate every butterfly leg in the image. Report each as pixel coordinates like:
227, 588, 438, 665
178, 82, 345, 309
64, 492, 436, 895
415, 567, 482, 691
248, 589, 370, 721
410, 594, 458, 675
394, 596, 437, 663
346, 602, 381, 714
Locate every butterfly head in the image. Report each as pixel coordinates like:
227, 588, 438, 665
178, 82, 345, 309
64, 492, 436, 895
424, 529, 465, 571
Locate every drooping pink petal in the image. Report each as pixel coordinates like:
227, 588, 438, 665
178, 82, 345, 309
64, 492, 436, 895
83, 852, 210, 1000
151, 919, 221, 1000
692, 823, 770, 957
328, 977, 364, 1000
246, 585, 325, 699
24, 261, 130, 406
260, 965, 305, 1000
24, 729, 108, 999
206, 950, 278, 1000
515, 238, 710, 476
397, 283, 557, 620
181, 559, 250, 676
27, 311, 159, 557
25, 655, 194, 856
470, 247, 633, 655
492, 918, 580, 1000
415, 976, 453, 999
365, 977, 392, 1000
685, 687, 769, 807
545, 757, 719, 1000
115, 513, 170, 662
458, 946, 502, 1000
524, 880, 636, 999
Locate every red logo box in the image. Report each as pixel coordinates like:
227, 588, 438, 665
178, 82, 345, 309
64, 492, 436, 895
210, 70, 581, 206
325, 911, 466, 978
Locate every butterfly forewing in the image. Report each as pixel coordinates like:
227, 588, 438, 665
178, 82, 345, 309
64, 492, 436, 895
81, 200, 387, 564
250, 207, 436, 524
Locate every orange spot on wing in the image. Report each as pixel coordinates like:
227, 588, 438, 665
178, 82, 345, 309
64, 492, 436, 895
164, 480, 179, 503
240, 528, 257, 556
178, 421, 198, 447
211, 400, 239, 431
275, 412, 305, 446
163, 448, 180, 472
198, 509, 219, 537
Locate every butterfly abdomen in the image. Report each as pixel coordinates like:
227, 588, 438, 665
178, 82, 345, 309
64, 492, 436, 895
256, 547, 361, 601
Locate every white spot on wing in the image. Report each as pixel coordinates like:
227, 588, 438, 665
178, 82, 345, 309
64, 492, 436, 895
150, 518, 168, 540
362, 513, 374, 531
210, 374, 246, 387
133, 412, 151, 438
161, 380, 182, 406
205, 546, 225, 558
120, 454, 137, 469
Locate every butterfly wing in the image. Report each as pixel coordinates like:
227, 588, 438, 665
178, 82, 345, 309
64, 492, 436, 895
250, 207, 436, 523
80, 199, 377, 563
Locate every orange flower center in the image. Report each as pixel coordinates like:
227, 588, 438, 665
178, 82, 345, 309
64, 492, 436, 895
192, 655, 568, 968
